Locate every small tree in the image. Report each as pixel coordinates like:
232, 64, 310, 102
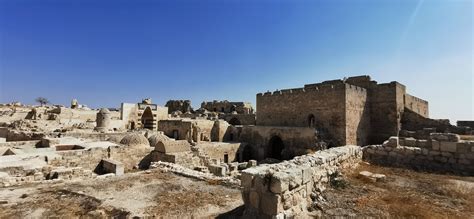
35, 97, 49, 106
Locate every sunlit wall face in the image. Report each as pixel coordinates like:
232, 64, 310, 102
0, 0, 472, 123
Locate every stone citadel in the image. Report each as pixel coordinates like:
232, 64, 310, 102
0, 75, 472, 218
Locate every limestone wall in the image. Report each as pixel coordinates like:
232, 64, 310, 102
48, 145, 153, 172
363, 134, 474, 175
240, 145, 362, 218
404, 94, 429, 118
401, 109, 470, 134
239, 126, 317, 161
345, 85, 370, 145
256, 83, 347, 145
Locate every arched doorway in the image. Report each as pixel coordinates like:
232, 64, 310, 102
229, 117, 241, 126
141, 107, 154, 130
308, 114, 315, 128
268, 136, 284, 160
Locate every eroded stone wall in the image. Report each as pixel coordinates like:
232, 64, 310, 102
239, 126, 317, 161
240, 145, 362, 218
363, 134, 474, 175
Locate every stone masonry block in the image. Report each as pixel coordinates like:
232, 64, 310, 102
431, 140, 440, 151
404, 137, 416, 147
240, 172, 254, 189
270, 172, 289, 194
383, 137, 399, 148
249, 191, 259, 209
260, 192, 282, 216
301, 166, 311, 184
440, 142, 457, 153
456, 143, 470, 153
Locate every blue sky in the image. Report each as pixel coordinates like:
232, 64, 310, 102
0, 0, 472, 122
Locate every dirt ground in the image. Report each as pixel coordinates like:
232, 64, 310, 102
1, 162, 473, 218
319, 162, 474, 218
0, 169, 243, 218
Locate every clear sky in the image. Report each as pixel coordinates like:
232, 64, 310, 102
0, 0, 472, 123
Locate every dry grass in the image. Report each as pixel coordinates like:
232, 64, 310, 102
322, 162, 474, 218
460, 135, 474, 141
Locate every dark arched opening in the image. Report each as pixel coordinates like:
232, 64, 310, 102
308, 114, 315, 128
268, 136, 284, 160
229, 117, 241, 126
141, 107, 154, 130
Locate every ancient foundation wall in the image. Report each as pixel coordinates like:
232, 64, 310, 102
241, 145, 362, 218
363, 134, 474, 175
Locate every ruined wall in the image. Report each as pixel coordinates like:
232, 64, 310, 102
401, 109, 469, 134
158, 119, 193, 141
345, 85, 370, 145
197, 142, 243, 163
404, 94, 429, 117
241, 145, 362, 218
158, 119, 228, 143
48, 145, 153, 172
256, 83, 347, 146
363, 134, 474, 175
223, 114, 256, 126
458, 121, 474, 129
201, 101, 254, 114
239, 126, 317, 160
211, 120, 231, 142
165, 100, 192, 113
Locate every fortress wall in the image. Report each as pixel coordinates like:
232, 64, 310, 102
345, 84, 370, 145
256, 84, 347, 145
369, 82, 405, 144
404, 94, 429, 118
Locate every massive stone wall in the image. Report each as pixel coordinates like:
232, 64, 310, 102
345, 85, 370, 145
368, 82, 405, 144
239, 126, 318, 161
240, 145, 362, 218
363, 134, 474, 175
256, 83, 347, 145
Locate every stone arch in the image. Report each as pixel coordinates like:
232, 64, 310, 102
268, 135, 284, 160
308, 114, 315, 128
141, 107, 154, 130
229, 117, 241, 126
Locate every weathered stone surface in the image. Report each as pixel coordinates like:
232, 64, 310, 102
440, 142, 457, 153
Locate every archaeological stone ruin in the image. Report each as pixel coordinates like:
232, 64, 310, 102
0, 75, 472, 218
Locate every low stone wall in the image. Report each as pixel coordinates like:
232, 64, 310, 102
48, 145, 153, 172
363, 134, 474, 175
240, 145, 362, 218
